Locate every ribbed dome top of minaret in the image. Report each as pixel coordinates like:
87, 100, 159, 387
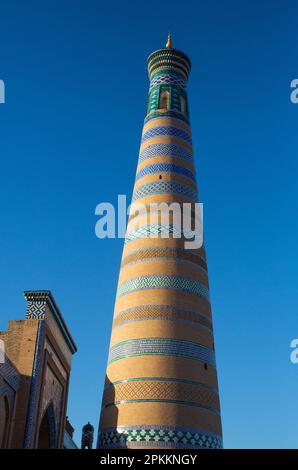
147, 34, 191, 81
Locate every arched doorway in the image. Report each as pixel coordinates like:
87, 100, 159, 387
0, 394, 10, 448
37, 402, 57, 449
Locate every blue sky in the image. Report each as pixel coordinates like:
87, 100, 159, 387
0, 0, 297, 448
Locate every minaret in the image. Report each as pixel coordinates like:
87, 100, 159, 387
81, 422, 94, 449
97, 36, 223, 449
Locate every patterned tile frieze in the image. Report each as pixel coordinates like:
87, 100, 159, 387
102, 378, 219, 412
141, 126, 192, 145
138, 142, 193, 163
105, 377, 217, 392
136, 162, 195, 182
116, 275, 209, 301
98, 426, 222, 449
150, 68, 186, 81
113, 305, 212, 331
26, 299, 47, 319
121, 247, 207, 271
108, 338, 215, 367
114, 303, 211, 321
149, 73, 186, 91
132, 181, 198, 202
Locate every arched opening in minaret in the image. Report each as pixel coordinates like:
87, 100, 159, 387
159, 90, 170, 111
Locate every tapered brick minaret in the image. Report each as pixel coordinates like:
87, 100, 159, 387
97, 36, 223, 449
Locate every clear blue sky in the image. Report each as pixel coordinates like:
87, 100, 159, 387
0, 0, 297, 448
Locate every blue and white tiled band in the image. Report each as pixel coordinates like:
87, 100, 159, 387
132, 181, 198, 202
142, 126, 192, 145
149, 73, 186, 91
138, 142, 193, 163
135, 162, 195, 182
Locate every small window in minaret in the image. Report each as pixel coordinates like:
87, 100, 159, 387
180, 95, 187, 116
159, 90, 170, 111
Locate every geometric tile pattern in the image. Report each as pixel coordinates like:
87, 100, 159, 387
102, 377, 220, 412
149, 73, 186, 91
138, 142, 193, 163
132, 181, 198, 202
121, 247, 207, 271
125, 224, 199, 244
116, 275, 210, 301
113, 305, 213, 330
106, 376, 217, 392
25, 300, 47, 319
171, 87, 187, 114
142, 126, 192, 145
108, 338, 215, 367
113, 305, 212, 330
135, 162, 195, 181
147, 86, 159, 113
98, 426, 222, 449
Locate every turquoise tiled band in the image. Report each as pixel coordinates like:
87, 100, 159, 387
98, 425, 222, 449
125, 224, 199, 243
116, 275, 209, 301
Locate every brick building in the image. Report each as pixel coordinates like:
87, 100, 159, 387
0, 290, 77, 448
